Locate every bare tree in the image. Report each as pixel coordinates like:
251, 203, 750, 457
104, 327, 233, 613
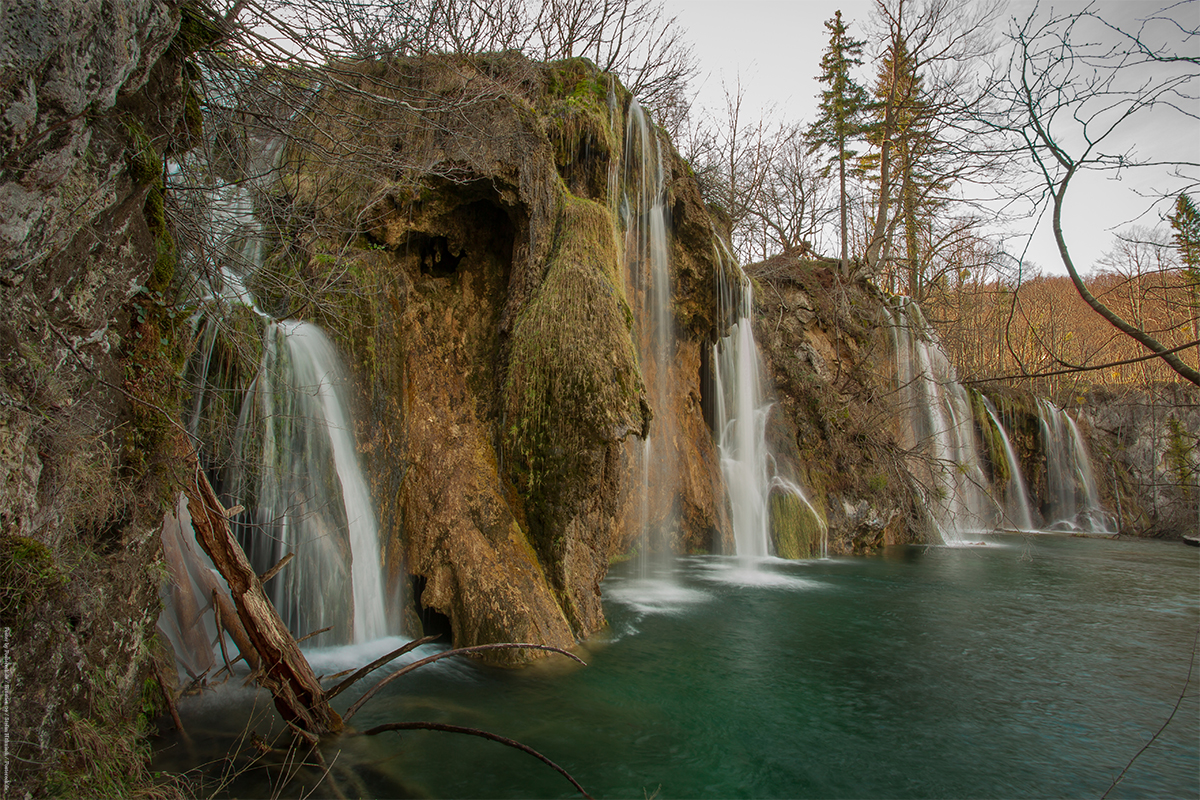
272, 0, 695, 117
993, 1, 1200, 386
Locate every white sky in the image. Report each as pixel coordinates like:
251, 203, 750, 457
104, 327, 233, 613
661, 0, 1200, 276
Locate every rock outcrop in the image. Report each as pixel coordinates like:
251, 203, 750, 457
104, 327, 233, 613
1079, 383, 1200, 537
747, 252, 931, 553
0, 0, 200, 794
237, 55, 732, 661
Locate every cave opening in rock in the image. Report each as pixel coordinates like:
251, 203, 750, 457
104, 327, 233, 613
413, 234, 463, 277
409, 574, 454, 641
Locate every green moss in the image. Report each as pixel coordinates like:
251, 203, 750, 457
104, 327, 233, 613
541, 60, 619, 200
504, 194, 645, 526
970, 388, 1010, 488
0, 536, 68, 626
167, 2, 225, 58
124, 120, 160, 186
771, 490, 827, 559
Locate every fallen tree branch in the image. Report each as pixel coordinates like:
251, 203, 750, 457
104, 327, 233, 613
259, 552, 294, 585
325, 635, 441, 701
362, 721, 593, 799
183, 460, 342, 735
343, 643, 585, 723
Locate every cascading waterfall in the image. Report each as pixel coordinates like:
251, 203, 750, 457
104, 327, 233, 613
622, 99, 678, 563
227, 320, 388, 644
888, 298, 995, 541
1037, 400, 1110, 532
710, 241, 824, 558
175, 156, 392, 647
981, 397, 1035, 531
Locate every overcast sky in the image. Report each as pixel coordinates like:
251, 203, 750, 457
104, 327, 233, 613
661, 0, 1200, 277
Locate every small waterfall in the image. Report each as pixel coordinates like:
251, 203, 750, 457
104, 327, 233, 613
622, 99, 678, 561
226, 320, 388, 645
173, 152, 393, 647
1037, 400, 1110, 532
711, 241, 823, 558
888, 298, 994, 541
981, 397, 1035, 531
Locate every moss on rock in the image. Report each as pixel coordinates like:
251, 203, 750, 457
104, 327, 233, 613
770, 490, 827, 559
504, 194, 647, 506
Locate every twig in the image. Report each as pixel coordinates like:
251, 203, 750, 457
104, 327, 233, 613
259, 552, 294, 584
343, 643, 585, 722
295, 626, 333, 644
212, 589, 234, 681
1101, 625, 1200, 798
362, 721, 593, 799
325, 635, 440, 700
152, 661, 187, 736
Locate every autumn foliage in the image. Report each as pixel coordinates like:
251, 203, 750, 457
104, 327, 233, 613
926, 265, 1199, 398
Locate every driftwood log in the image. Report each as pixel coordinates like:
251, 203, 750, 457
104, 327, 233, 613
182, 460, 342, 735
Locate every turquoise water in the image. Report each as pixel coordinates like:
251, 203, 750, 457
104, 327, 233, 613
160, 535, 1199, 798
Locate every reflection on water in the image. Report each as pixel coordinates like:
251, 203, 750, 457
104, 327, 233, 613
155, 534, 1199, 799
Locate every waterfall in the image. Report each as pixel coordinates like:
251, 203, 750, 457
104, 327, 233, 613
711, 257, 770, 557
981, 397, 1035, 531
224, 320, 388, 645
174, 150, 392, 647
622, 99, 678, 561
710, 242, 824, 558
888, 298, 995, 541
1036, 400, 1110, 532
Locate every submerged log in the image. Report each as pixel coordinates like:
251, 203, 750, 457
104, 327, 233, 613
183, 460, 342, 735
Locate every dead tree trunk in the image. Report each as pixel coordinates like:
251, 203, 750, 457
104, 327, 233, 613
182, 460, 343, 735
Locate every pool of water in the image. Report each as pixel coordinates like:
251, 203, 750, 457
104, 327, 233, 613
157, 534, 1199, 798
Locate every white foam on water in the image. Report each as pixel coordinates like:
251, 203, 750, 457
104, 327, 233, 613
604, 578, 711, 616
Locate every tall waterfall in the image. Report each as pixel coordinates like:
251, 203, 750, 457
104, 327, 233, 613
711, 247, 771, 557
981, 396, 1035, 531
1037, 400, 1110, 532
177, 159, 392, 646
888, 298, 994, 541
622, 100, 678, 560
710, 243, 824, 558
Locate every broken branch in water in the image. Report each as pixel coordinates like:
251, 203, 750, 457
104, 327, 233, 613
361, 721, 593, 799
325, 635, 441, 700
342, 642, 586, 723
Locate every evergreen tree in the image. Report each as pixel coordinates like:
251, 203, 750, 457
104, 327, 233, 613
805, 10, 869, 277
1169, 193, 1200, 368
1169, 193, 1200, 274
861, 34, 947, 299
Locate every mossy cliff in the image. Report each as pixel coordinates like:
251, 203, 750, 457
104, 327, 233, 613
1074, 384, 1199, 537
747, 252, 933, 553
0, 0, 202, 794
253, 54, 729, 660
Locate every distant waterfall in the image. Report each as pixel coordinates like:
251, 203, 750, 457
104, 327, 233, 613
711, 242, 823, 558
888, 298, 994, 541
981, 396, 1035, 531
1037, 400, 1110, 532
622, 99, 677, 560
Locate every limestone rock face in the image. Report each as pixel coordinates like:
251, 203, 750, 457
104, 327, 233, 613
1078, 383, 1200, 537
748, 254, 930, 553
0, 1, 191, 794
260, 55, 733, 660
1, 0, 181, 277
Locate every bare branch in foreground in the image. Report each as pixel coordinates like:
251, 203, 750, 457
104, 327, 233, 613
362, 721, 594, 799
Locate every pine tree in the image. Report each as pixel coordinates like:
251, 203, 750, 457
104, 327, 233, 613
1169, 193, 1200, 368
861, 35, 947, 299
805, 11, 869, 277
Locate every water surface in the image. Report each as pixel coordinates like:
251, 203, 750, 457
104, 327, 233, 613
160, 535, 1199, 798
